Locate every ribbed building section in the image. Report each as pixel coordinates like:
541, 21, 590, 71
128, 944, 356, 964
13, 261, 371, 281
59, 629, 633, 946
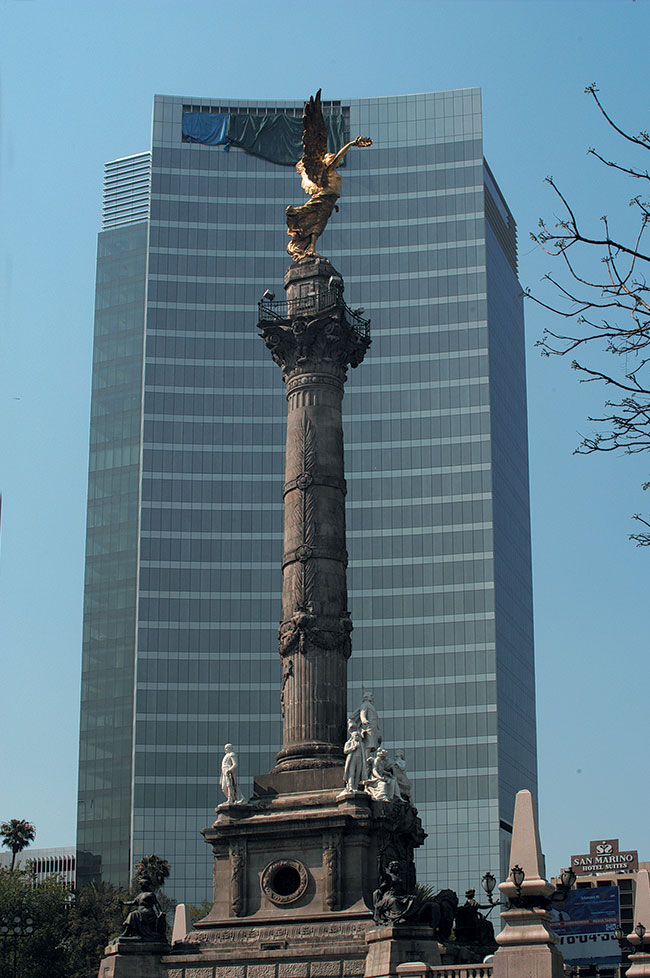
102, 153, 151, 230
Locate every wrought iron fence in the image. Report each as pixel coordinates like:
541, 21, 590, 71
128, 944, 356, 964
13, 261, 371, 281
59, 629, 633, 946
258, 286, 370, 342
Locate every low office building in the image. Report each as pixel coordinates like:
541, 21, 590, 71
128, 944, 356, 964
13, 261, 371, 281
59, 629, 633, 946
0, 845, 76, 889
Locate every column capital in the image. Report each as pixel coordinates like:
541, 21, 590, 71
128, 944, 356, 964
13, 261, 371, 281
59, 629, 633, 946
258, 306, 370, 376
258, 258, 370, 376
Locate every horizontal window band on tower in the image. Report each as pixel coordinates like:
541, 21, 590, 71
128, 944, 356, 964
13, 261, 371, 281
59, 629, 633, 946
137, 652, 282, 661
154, 154, 482, 178
140, 465, 491, 485
133, 706, 494, 723
143, 501, 284, 512
148, 213, 483, 232
142, 407, 491, 425
146, 240, 485, 258
134, 738, 498, 757
136, 643, 496, 660
137, 674, 497, 692
140, 552, 493, 570
147, 265, 485, 285
140, 522, 491, 540
144, 350, 489, 368
141, 434, 490, 453
143, 530, 282, 539
151, 187, 483, 208
146, 295, 488, 312
144, 492, 491, 510
139, 578, 494, 594
132, 768, 498, 785
144, 379, 490, 395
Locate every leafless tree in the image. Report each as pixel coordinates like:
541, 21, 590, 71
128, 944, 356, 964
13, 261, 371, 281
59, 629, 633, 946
528, 84, 650, 544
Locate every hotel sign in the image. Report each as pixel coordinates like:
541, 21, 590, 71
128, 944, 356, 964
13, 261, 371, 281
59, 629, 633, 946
571, 839, 638, 875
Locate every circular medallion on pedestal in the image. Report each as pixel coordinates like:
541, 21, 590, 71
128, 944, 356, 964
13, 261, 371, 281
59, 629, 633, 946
261, 859, 309, 905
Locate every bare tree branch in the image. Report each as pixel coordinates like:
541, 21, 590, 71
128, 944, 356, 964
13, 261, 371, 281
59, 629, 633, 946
529, 86, 650, 543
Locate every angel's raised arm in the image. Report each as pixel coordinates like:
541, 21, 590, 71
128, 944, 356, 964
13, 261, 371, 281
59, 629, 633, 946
327, 136, 373, 170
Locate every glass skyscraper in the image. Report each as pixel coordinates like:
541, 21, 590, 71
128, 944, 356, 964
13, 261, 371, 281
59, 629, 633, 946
77, 89, 537, 903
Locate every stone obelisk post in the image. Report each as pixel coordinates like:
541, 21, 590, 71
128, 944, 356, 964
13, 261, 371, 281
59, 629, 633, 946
259, 257, 370, 773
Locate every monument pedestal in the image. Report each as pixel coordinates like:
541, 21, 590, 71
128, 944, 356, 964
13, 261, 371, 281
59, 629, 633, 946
98, 940, 169, 978
187, 784, 425, 977
492, 907, 564, 978
364, 926, 441, 978
492, 790, 565, 978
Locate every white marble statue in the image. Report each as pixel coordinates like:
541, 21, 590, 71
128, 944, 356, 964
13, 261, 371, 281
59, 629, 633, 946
343, 723, 365, 792
364, 748, 397, 801
350, 691, 381, 773
393, 748, 412, 802
219, 744, 245, 806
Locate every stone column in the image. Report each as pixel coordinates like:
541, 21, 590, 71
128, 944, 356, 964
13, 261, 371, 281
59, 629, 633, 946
259, 258, 370, 772
492, 789, 564, 978
625, 869, 650, 978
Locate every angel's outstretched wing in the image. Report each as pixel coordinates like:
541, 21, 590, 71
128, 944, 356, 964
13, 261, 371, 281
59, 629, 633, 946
302, 89, 328, 188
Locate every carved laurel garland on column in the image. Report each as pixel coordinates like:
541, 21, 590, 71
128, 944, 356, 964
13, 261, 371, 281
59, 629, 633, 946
278, 611, 353, 659
292, 414, 317, 614
230, 844, 246, 917
280, 655, 294, 717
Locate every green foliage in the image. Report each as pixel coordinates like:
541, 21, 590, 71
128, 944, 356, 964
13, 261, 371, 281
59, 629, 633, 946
0, 868, 133, 978
133, 854, 171, 892
66, 881, 125, 978
0, 820, 36, 871
0, 868, 69, 978
413, 882, 436, 904
188, 898, 213, 924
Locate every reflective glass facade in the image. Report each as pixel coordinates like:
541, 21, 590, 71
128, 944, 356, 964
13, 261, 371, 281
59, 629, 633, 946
77, 90, 536, 903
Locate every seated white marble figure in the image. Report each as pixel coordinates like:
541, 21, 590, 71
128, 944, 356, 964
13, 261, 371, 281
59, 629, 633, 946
364, 748, 397, 801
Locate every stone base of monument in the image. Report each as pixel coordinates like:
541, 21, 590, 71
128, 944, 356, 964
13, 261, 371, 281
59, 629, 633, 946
136, 783, 427, 978
97, 939, 170, 978
492, 907, 565, 978
491, 791, 568, 978
161, 914, 370, 978
198, 781, 423, 924
363, 925, 442, 978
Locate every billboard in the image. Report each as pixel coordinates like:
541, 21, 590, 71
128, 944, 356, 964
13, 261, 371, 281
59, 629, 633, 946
551, 886, 621, 966
571, 839, 638, 875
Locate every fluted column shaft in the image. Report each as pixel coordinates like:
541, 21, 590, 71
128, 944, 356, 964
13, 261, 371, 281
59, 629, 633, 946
278, 364, 350, 767
258, 257, 370, 772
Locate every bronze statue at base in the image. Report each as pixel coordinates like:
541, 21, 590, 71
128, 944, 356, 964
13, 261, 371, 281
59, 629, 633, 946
286, 90, 371, 262
118, 875, 167, 942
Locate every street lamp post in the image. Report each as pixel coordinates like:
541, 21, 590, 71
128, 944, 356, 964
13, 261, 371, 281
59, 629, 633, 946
0, 912, 35, 978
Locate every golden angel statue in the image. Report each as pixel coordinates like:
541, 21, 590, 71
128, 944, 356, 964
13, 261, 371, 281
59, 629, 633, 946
286, 90, 372, 262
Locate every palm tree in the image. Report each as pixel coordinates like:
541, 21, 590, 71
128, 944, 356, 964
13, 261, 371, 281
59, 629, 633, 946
0, 819, 35, 870
134, 854, 170, 892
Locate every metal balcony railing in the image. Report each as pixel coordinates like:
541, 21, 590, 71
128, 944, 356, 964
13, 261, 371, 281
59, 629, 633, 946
258, 286, 370, 342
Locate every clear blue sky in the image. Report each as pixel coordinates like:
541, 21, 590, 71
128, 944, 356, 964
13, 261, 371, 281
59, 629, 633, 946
0, 0, 647, 878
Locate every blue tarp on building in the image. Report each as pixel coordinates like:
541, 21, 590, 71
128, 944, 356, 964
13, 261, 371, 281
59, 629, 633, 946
182, 113, 229, 146
181, 111, 346, 167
